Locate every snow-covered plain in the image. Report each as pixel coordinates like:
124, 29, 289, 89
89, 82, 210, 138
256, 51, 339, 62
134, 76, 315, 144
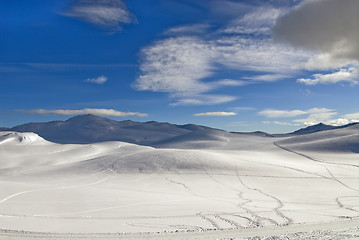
0, 126, 358, 239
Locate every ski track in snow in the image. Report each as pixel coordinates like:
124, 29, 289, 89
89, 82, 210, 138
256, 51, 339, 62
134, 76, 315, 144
274, 142, 359, 217
0, 175, 109, 205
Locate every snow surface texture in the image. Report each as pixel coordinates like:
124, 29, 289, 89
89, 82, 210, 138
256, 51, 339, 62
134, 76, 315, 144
0, 120, 358, 239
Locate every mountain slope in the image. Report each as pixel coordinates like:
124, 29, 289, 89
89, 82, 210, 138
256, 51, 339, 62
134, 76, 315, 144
6, 115, 359, 151
291, 123, 337, 135
277, 123, 359, 153
291, 122, 359, 135
9, 114, 227, 147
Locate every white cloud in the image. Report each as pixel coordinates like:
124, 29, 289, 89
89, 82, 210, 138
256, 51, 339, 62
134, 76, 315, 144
260, 107, 338, 126
213, 36, 309, 73
63, 0, 135, 31
297, 68, 359, 85
293, 117, 358, 127
164, 24, 210, 36
85, 75, 107, 84
244, 74, 290, 82
326, 118, 353, 126
135, 37, 214, 95
260, 108, 359, 127
193, 112, 237, 117
222, 7, 283, 35
293, 108, 338, 126
306, 108, 335, 114
343, 112, 359, 119
134, 6, 311, 106
258, 109, 307, 118
19, 108, 148, 117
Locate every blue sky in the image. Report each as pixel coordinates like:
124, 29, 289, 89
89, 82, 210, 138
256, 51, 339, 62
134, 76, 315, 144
1, 0, 359, 133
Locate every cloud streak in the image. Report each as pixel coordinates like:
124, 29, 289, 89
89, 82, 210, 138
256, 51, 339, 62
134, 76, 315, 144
18, 108, 148, 117
64, 0, 135, 31
85, 75, 107, 84
134, 6, 310, 105
193, 112, 237, 117
343, 112, 359, 120
263, 121, 300, 126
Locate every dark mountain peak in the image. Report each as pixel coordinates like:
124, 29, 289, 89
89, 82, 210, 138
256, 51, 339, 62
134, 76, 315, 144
67, 114, 106, 122
66, 114, 122, 125
145, 120, 166, 125
292, 122, 336, 135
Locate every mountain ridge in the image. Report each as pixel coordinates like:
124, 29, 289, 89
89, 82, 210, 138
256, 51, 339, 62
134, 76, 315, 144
2, 114, 358, 147
7, 114, 227, 146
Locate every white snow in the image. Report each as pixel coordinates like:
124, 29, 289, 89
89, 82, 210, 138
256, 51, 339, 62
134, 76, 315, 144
0, 129, 358, 239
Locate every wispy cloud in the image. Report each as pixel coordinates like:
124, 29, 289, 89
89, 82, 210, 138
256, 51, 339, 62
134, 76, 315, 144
293, 110, 338, 126
134, 6, 310, 106
263, 121, 300, 126
18, 108, 148, 117
164, 24, 210, 36
260, 107, 335, 119
343, 112, 359, 120
63, 0, 135, 32
244, 74, 290, 82
222, 7, 283, 35
326, 118, 358, 126
85, 75, 107, 84
259, 107, 359, 126
193, 112, 237, 117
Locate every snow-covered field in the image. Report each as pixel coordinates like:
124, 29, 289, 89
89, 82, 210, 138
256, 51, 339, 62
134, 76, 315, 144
0, 129, 358, 239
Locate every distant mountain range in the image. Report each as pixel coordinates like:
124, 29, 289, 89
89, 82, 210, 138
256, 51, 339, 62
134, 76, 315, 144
1, 114, 358, 150
2, 114, 228, 146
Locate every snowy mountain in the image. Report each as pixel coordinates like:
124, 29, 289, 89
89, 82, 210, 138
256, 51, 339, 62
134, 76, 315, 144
290, 122, 359, 135
9, 114, 228, 147
277, 123, 359, 153
291, 123, 338, 135
4, 115, 359, 152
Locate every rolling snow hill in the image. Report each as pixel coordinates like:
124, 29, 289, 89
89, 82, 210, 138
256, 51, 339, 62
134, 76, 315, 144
1, 130, 358, 235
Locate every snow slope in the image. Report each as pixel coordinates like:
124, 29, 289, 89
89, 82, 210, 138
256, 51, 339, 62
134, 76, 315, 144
277, 123, 359, 153
0, 129, 358, 236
